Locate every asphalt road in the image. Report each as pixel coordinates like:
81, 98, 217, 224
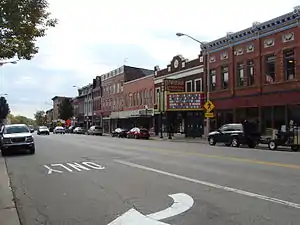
3, 133, 300, 225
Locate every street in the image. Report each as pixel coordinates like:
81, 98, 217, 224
3, 134, 300, 225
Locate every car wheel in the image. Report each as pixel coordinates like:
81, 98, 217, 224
231, 137, 240, 147
29, 146, 35, 155
208, 136, 216, 146
268, 141, 277, 150
134, 134, 139, 139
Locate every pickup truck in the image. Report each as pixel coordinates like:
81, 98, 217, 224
208, 121, 261, 148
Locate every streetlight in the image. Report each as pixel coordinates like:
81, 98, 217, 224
0, 59, 19, 66
0, 93, 8, 96
176, 32, 211, 137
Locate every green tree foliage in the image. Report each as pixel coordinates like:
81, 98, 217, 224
0, 0, 58, 60
0, 96, 10, 123
34, 110, 46, 126
7, 114, 35, 125
58, 98, 74, 121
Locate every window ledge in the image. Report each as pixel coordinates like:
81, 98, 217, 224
235, 85, 257, 90
263, 79, 299, 86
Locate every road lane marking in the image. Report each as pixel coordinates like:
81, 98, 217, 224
147, 193, 194, 221
108, 193, 193, 224
115, 160, 300, 209
147, 147, 300, 170
43, 161, 105, 174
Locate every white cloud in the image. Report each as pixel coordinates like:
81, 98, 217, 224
2, 0, 299, 117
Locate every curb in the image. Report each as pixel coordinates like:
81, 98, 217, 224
0, 157, 20, 225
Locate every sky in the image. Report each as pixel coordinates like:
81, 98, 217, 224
0, 0, 298, 119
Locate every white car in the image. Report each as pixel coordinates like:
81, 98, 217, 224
53, 126, 65, 134
0, 124, 35, 156
37, 126, 50, 135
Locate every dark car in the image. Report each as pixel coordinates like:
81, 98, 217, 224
112, 128, 128, 138
208, 122, 261, 148
0, 124, 35, 156
127, 127, 150, 139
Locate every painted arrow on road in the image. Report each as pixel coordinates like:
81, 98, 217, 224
107, 193, 194, 224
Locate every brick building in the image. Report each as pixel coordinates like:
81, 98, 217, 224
202, 6, 300, 131
121, 74, 154, 129
92, 76, 102, 126
154, 55, 205, 137
51, 96, 72, 121
99, 65, 153, 133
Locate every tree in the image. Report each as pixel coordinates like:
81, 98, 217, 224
7, 114, 35, 125
0, 0, 58, 60
58, 98, 74, 121
34, 110, 46, 126
0, 96, 10, 123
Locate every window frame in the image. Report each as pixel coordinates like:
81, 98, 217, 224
221, 66, 229, 89
185, 80, 193, 92
264, 54, 276, 84
283, 49, 296, 81
210, 69, 217, 91
194, 78, 203, 92
236, 62, 245, 87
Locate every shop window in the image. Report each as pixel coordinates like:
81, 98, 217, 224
274, 106, 286, 129
194, 78, 202, 92
265, 54, 276, 83
283, 49, 295, 80
221, 66, 229, 89
288, 104, 300, 125
236, 63, 245, 87
247, 60, 255, 86
210, 69, 216, 91
261, 107, 272, 132
185, 80, 192, 92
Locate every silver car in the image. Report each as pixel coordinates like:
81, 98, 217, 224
87, 126, 103, 136
0, 124, 35, 156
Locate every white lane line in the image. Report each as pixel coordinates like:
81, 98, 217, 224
115, 160, 300, 209
147, 193, 194, 221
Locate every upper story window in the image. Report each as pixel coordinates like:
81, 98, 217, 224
265, 54, 276, 84
185, 80, 192, 92
236, 63, 245, 87
283, 49, 295, 81
194, 79, 202, 92
210, 69, 216, 91
221, 66, 229, 89
155, 87, 160, 104
247, 60, 255, 86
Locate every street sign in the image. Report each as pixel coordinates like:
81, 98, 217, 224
108, 193, 194, 224
203, 100, 215, 112
205, 112, 214, 118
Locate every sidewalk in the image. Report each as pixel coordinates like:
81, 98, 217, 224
0, 157, 20, 225
150, 133, 208, 144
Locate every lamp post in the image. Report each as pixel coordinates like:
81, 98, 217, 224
0, 60, 19, 66
176, 32, 211, 136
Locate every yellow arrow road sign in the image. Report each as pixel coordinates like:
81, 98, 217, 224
204, 100, 215, 112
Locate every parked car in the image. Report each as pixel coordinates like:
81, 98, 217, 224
87, 126, 103, 135
0, 124, 35, 156
73, 127, 86, 134
37, 126, 50, 135
53, 126, 66, 134
112, 128, 128, 138
28, 125, 35, 133
66, 126, 75, 133
127, 127, 150, 139
208, 121, 261, 148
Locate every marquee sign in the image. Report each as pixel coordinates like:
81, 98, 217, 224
166, 92, 204, 111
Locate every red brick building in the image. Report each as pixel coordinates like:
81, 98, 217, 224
121, 74, 154, 129
203, 7, 300, 131
153, 55, 205, 137
99, 65, 153, 132
92, 76, 102, 125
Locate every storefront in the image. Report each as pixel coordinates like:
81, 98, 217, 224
164, 92, 205, 137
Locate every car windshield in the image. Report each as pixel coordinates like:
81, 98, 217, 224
95, 126, 102, 130
39, 126, 47, 129
4, 126, 30, 134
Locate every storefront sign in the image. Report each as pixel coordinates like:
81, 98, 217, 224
164, 79, 185, 92
166, 92, 204, 111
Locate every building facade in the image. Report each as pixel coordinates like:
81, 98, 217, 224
100, 65, 153, 133
121, 74, 154, 129
51, 96, 72, 121
154, 55, 205, 137
92, 76, 102, 126
45, 109, 53, 125
202, 6, 300, 132
77, 84, 93, 128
